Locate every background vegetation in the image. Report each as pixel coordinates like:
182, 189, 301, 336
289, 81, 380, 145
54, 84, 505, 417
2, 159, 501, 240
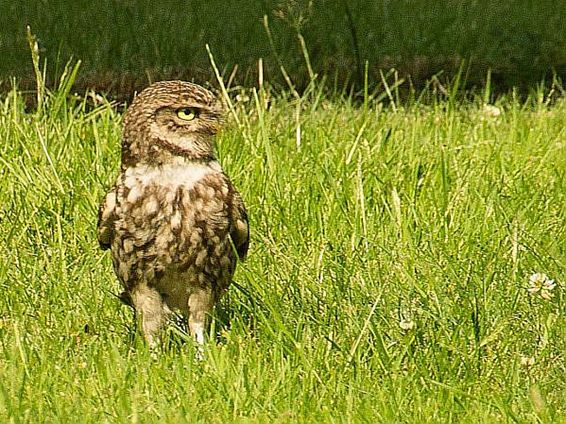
4, 0, 566, 96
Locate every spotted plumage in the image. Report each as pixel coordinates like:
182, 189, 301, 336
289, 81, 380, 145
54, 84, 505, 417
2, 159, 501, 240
97, 80, 249, 347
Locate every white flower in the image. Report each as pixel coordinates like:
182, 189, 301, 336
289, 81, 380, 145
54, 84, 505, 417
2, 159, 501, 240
520, 355, 535, 367
399, 318, 415, 331
482, 104, 502, 118
527, 273, 556, 300
235, 93, 250, 103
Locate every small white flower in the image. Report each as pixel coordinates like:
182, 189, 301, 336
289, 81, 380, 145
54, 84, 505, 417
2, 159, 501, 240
520, 355, 535, 367
235, 93, 250, 103
399, 318, 415, 331
527, 273, 556, 300
482, 104, 502, 118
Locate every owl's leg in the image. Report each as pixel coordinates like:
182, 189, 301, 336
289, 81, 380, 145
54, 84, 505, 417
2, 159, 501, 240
130, 283, 166, 347
187, 288, 214, 347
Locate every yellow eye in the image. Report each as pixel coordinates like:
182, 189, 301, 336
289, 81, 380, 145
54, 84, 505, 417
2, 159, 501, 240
176, 108, 198, 121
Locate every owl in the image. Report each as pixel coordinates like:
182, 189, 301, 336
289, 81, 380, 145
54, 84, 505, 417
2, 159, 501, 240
97, 80, 249, 348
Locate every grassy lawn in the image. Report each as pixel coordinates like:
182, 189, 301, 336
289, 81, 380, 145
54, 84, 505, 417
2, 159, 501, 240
0, 72, 565, 422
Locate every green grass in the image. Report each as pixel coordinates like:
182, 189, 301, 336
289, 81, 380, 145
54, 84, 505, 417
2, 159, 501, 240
4, 0, 566, 93
0, 74, 565, 422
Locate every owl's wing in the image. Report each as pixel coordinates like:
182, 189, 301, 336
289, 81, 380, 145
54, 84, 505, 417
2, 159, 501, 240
97, 186, 117, 250
229, 190, 249, 261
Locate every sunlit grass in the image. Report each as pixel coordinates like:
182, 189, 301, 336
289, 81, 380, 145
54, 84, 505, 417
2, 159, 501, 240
0, 77, 565, 422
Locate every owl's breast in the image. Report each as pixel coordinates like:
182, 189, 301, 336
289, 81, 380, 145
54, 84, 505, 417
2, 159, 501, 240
112, 162, 235, 291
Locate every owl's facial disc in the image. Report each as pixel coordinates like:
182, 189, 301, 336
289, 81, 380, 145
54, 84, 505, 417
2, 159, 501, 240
148, 105, 218, 159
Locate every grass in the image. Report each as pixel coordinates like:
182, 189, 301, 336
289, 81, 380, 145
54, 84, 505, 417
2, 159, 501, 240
4, 1, 566, 94
0, 70, 565, 422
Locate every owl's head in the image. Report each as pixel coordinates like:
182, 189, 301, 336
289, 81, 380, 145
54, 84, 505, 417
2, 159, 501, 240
122, 80, 223, 167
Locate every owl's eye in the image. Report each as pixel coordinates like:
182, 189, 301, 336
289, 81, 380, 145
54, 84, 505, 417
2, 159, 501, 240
176, 108, 199, 121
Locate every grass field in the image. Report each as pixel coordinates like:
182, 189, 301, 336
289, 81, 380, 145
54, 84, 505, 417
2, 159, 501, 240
0, 70, 565, 422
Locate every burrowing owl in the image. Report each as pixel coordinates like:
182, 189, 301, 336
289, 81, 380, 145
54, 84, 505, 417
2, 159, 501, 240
97, 80, 249, 347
